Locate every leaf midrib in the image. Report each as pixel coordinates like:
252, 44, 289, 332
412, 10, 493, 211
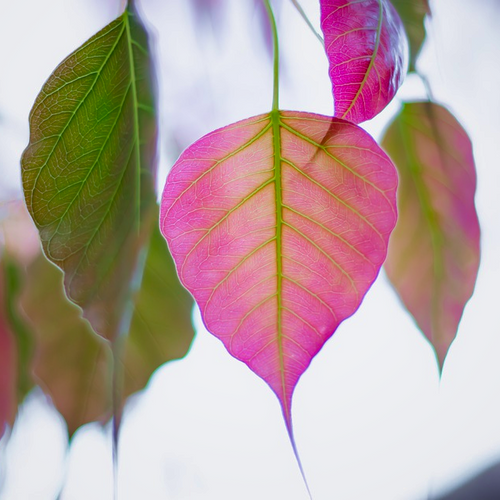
124, 8, 142, 231
271, 109, 287, 413
341, 0, 384, 119
397, 116, 445, 343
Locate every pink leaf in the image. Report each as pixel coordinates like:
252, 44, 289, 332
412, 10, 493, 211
161, 111, 397, 431
382, 102, 480, 368
320, 0, 407, 123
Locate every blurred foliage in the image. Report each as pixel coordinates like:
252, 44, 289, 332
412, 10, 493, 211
391, 0, 431, 72
0, 202, 194, 438
383, 101, 480, 368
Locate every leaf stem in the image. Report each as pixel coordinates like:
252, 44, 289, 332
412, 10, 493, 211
289, 0, 324, 45
417, 71, 435, 102
262, 0, 280, 111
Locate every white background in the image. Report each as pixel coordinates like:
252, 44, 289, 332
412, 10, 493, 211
1, 0, 500, 499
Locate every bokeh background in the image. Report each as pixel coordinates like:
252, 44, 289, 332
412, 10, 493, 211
1, 0, 500, 498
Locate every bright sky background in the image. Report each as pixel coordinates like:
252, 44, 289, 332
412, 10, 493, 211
1, 0, 500, 499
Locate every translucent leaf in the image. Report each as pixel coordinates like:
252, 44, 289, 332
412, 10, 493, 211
161, 110, 397, 435
320, 0, 407, 124
390, 0, 430, 72
20, 219, 195, 437
21, 4, 157, 341
382, 102, 480, 368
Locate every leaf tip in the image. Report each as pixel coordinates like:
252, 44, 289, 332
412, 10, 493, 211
281, 404, 313, 499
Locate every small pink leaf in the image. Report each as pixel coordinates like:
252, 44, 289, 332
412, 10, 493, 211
320, 0, 407, 123
161, 111, 397, 430
382, 102, 480, 368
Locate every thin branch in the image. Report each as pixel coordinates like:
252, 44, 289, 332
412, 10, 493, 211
289, 0, 324, 45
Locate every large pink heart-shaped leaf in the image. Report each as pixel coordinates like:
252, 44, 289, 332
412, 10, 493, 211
161, 110, 397, 433
382, 102, 480, 368
320, 0, 407, 124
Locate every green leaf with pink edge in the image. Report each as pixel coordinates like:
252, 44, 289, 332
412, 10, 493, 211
382, 101, 480, 369
160, 110, 398, 467
320, 0, 407, 124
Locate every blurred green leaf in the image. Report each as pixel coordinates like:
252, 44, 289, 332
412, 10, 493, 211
122, 219, 195, 396
391, 0, 430, 72
20, 217, 195, 438
21, 4, 158, 341
0, 254, 35, 439
3, 256, 35, 402
0, 258, 17, 439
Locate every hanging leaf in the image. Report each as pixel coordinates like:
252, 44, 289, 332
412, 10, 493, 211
382, 102, 480, 368
20, 252, 110, 437
161, 110, 397, 433
0, 254, 35, 439
320, 0, 407, 124
2, 257, 35, 404
20, 218, 195, 437
0, 259, 17, 439
21, 3, 158, 341
390, 0, 430, 72
0, 202, 39, 439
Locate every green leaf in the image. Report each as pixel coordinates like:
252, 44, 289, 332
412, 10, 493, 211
391, 0, 430, 72
21, 4, 158, 341
20, 217, 195, 438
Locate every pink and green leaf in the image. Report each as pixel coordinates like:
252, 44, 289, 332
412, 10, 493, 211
382, 102, 480, 368
320, 0, 407, 124
161, 110, 398, 433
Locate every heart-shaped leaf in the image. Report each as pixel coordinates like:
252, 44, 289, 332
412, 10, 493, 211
20, 218, 195, 437
21, 3, 157, 341
382, 102, 480, 368
161, 110, 397, 433
390, 0, 430, 72
320, 0, 407, 124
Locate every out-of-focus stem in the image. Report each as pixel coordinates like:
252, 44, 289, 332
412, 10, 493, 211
290, 0, 324, 45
